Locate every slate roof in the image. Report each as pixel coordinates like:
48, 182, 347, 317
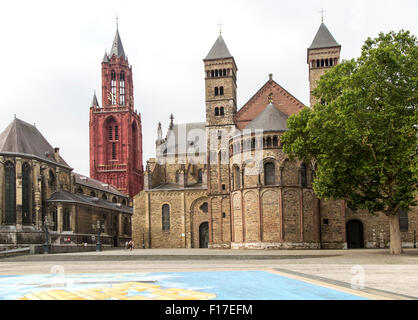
91, 92, 99, 107
163, 122, 206, 155
243, 103, 289, 132
74, 173, 128, 198
102, 51, 110, 63
0, 118, 71, 168
204, 34, 233, 60
109, 29, 126, 59
308, 23, 340, 49
47, 191, 132, 214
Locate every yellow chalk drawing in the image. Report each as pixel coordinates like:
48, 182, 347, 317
19, 282, 216, 300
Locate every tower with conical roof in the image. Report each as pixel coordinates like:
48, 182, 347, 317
203, 32, 238, 247
89, 24, 144, 198
307, 21, 341, 106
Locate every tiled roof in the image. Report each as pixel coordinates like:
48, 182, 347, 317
47, 190, 132, 214
0, 118, 71, 168
74, 173, 128, 198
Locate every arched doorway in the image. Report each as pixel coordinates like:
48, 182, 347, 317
199, 222, 209, 248
346, 220, 364, 249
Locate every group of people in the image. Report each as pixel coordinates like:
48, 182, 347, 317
125, 240, 134, 251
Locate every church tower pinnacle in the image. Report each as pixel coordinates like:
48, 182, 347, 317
89, 23, 144, 198
307, 21, 341, 106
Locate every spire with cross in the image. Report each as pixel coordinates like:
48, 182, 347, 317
319, 8, 327, 23
116, 14, 119, 30
217, 21, 223, 35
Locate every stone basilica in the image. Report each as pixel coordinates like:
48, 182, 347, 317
132, 22, 417, 250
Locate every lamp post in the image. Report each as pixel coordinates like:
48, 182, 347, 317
42, 216, 51, 254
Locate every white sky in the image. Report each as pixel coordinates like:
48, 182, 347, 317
0, 0, 417, 176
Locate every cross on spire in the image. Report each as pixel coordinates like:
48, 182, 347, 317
116, 14, 119, 29
319, 8, 327, 22
217, 21, 223, 35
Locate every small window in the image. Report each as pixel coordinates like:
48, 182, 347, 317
300, 163, 307, 187
234, 166, 241, 189
112, 143, 116, 159
215, 107, 219, 116
222, 212, 226, 218
5, 161, 16, 224
162, 204, 170, 231
115, 126, 119, 140
264, 162, 275, 185
108, 126, 113, 141
273, 136, 278, 147
90, 191, 96, 197
197, 169, 203, 184
102, 194, 108, 200
211, 70, 214, 77
219, 86, 224, 95
199, 202, 208, 213
217, 131, 222, 140
323, 218, 329, 225
214, 87, 219, 96
215, 70, 219, 77
63, 208, 71, 231
222, 184, 226, 190
220, 107, 224, 116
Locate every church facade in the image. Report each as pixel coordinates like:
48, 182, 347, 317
0, 118, 133, 251
132, 22, 417, 250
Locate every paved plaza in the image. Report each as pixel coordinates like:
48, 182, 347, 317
0, 248, 417, 300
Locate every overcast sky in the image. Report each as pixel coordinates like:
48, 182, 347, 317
1, 0, 417, 176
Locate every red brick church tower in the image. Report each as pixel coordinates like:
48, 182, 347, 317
89, 25, 144, 198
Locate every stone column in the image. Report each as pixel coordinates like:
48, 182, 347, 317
71, 205, 76, 233
33, 162, 42, 229
15, 158, 23, 230
57, 203, 63, 233
118, 213, 123, 237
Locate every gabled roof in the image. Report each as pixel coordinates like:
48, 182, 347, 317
109, 29, 126, 59
244, 102, 289, 132
74, 173, 127, 198
0, 118, 71, 168
204, 34, 233, 60
308, 23, 340, 49
47, 191, 132, 214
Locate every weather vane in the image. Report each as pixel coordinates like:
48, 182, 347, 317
217, 21, 223, 35
319, 8, 327, 22
116, 14, 119, 29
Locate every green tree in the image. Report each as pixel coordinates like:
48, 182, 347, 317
282, 30, 417, 254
